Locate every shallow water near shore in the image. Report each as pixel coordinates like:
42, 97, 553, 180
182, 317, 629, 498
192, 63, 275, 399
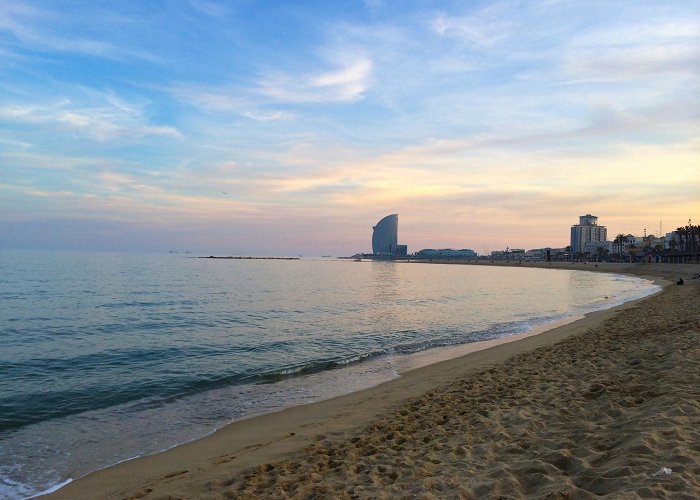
0, 250, 659, 498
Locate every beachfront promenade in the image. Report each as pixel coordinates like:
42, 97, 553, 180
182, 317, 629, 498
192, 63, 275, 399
48, 263, 700, 499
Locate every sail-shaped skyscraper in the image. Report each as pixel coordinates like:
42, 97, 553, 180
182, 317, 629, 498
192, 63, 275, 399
372, 214, 399, 257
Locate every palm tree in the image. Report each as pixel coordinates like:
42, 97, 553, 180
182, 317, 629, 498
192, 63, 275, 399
614, 234, 626, 261
668, 238, 677, 253
676, 226, 688, 252
687, 224, 700, 263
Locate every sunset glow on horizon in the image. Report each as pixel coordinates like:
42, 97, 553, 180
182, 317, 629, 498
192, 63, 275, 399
1, 1, 698, 255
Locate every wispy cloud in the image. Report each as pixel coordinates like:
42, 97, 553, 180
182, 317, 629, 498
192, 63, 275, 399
562, 22, 700, 82
258, 57, 373, 103
0, 0, 159, 61
0, 149, 115, 172
243, 110, 294, 121
0, 94, 181, 141
168, 84, 296, 121
170, 55, 373, 117
0, 5, 84, 53
431, 3, 514, 48
186, 0, 230, 19
167, 85, 251, 114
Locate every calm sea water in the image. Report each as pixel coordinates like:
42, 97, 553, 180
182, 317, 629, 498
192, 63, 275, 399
0, 250, 658, 498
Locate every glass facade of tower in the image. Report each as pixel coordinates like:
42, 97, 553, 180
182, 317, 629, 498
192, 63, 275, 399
372, 214, 398, 256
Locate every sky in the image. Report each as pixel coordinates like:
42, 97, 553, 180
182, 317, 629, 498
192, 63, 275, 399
1, 0, 698, 255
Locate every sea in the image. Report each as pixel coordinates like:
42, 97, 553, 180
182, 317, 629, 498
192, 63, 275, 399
0, 250, 660, 498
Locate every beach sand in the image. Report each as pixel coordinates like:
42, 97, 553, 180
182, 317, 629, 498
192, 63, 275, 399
47, 263, 700, 499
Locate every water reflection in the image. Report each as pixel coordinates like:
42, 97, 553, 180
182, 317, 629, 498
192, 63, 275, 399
368, 261, 402, 343
370, 261, 399, 298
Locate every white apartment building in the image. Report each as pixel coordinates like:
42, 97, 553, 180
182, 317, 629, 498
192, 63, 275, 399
570, 214, 607, 255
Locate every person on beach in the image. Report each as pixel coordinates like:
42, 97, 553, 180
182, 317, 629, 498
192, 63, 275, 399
677, 278, 684, 285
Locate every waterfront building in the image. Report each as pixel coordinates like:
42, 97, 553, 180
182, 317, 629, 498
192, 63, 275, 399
490, 248, 525, 261
522, 249, 547, 261
367, 214, 408, 259
416, 248, 476, 259
372, 214, 399, 257
570, 214, 607, 257
582, 240, 613, 259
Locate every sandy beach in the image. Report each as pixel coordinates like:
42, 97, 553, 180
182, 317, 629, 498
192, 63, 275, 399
47, 263, 699, 499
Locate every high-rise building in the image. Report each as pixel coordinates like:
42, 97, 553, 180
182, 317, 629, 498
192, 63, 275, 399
570, 214, 607, 256
372, 214, 398, 256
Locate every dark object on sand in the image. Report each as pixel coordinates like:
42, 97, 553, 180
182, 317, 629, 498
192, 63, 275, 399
677, 278, 684, 285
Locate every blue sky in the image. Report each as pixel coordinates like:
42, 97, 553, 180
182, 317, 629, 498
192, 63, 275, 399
1, 0, 698, 255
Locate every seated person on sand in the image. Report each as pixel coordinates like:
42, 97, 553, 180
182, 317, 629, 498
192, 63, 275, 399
677, 278, 684, 285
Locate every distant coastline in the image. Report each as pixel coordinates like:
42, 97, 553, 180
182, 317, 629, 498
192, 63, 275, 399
199, 256, 301, 260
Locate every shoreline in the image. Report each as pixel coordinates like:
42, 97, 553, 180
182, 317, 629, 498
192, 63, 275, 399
46, 263, 699, 498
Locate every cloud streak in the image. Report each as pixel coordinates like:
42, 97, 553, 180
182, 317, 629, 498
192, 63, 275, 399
257, 57, 373, 103
0, 1, 157, 61
0, 96, 181, 141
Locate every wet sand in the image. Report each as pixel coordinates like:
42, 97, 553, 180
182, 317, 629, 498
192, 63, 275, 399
47, 263, 700, 499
